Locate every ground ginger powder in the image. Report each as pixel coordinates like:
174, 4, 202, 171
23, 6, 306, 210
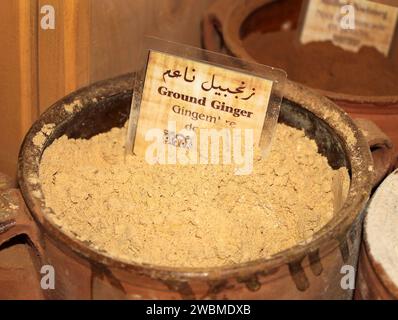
39, 124, 349, 268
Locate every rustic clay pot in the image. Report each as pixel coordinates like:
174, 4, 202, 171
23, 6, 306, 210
356, 169, 398, 300
202, 0, 397, 175
0, 73, 389, 299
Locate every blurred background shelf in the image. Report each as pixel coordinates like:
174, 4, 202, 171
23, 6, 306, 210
0, 0, 212, 180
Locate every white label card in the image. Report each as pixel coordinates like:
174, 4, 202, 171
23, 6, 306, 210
132, 51, 274, 156
300, 0, 398, 56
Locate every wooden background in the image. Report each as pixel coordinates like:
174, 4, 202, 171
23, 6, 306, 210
0, 0, 212, 179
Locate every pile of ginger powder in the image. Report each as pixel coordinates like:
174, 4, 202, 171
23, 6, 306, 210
39, 123, 349, 268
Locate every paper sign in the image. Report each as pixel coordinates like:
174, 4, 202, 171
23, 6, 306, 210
299, 0, 398, 56
131, 50, 275, 157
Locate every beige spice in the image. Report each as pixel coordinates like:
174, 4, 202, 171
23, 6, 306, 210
39, 124, 349, 268
33, 123, 56, 147
64, 99, 83, 114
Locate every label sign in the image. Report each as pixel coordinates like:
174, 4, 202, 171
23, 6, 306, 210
299, 0, 398, 56
131, 50, 274, 157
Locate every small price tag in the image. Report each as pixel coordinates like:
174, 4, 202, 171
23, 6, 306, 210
299, 0, 398, 56
126, 38, 286, 171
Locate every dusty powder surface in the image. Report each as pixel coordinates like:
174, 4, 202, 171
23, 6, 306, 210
366, 169, 398, 286
39, 124, 349, 268
33, 124, 56, 147
243, 30, 398, 96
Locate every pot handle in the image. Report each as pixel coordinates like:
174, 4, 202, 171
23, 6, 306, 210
354, 119, 395, 187
202, 0, 233, 52
0, 173, 44, 257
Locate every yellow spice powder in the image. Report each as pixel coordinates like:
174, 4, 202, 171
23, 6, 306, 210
39, 123, 349, 268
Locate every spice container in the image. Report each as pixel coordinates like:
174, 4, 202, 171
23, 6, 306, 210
0, 73, 390, 299
202, 0, 397, 178
356, 169, 398, 300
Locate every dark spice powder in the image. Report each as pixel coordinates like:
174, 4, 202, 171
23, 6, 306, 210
243, 30, 398, 96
